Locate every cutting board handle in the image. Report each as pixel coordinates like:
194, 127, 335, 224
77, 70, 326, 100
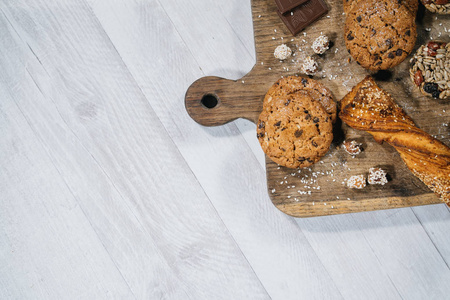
185, 76, 263, 126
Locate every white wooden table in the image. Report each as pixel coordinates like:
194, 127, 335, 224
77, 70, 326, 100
1, 0, 450, 299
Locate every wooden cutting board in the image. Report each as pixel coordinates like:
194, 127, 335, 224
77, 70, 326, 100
185, 0, 449, 217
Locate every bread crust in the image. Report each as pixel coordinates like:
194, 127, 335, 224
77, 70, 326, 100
339, 76, 450, 205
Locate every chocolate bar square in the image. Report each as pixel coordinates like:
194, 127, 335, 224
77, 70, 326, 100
274, 0, 310, 14
277, 0, 328, 36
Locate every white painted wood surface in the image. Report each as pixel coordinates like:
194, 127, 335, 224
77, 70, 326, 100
0, 0, 449, 299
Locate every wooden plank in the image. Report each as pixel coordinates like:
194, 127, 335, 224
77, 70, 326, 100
184, 0, 448, 216
87, 0, 345, 298
412, 204, 450, 266
296, 215, 402, 299
351, 209, 450, 299
0, 2, 271, 299
0, 84, 134, 299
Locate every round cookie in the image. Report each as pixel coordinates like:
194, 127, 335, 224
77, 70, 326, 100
409, 41, 450, 99
263, 76, 337, 123
421, 0, 450, 14
344, 0, 417, 71
343, 0, 359, 14
344, 0, 418, 15
257, 93, 333, 169
405, 0, 419, 15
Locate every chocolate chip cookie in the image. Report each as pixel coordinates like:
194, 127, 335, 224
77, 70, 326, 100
257, 93, 333, 169
264, 76, 337, 123
344, 0, 417, 70
409, 41, 450, 99
421, 0, 450, 14
344, 0, 418, 15
343, 0, 358, 14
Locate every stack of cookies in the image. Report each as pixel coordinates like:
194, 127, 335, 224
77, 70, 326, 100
257, 76, 336, 169
343, 0, 418, 71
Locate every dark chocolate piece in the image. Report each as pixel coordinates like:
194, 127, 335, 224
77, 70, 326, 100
274, 0, 310, 14
277, 0, 328, 36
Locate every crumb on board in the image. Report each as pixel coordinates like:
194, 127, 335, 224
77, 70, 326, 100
347, 175, 366, 189
368, 167, 388, 185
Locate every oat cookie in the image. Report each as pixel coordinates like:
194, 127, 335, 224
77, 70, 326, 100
257, 93, 333, 169
264, 76, 337, 123
409, 41, 450, 99
344, 0, 417, 70
421, 0, 450, 14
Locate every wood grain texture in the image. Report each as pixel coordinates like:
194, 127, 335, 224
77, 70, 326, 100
2, 0, 450, 299
185, 0, 449, 217
0, 88, 135, 299
0, 1, 270, 298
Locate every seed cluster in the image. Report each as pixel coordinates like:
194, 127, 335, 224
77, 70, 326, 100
409, 41, 450, 99
421, 0, 450, 14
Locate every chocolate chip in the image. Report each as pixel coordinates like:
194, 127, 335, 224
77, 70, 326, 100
305, 114, 311, 120
257, 132, 264, 138
280, 148, 286, 151
281, 127, 287, 131
313, 117, 319, 123
356, 16, 361, 22
304, 110, 309, 113
386, 39, 393, 48
347, 32, 354, 41
396, 49, 403, 56
432, 90, 440, 99
258, 122, 265, 129
306, 158, 314, 163
294, 129, 303, 138
405, 29, 411, 36
388, 52, 395, 59
297, 157, 306, 162
301, 78, 308, 86
274, 121, 281, 126
312, 140, 318, 147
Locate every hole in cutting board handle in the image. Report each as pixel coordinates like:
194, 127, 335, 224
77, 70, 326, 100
201, 93, 219, 109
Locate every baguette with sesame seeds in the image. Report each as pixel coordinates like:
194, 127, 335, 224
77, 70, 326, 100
339, 76, 450, 205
